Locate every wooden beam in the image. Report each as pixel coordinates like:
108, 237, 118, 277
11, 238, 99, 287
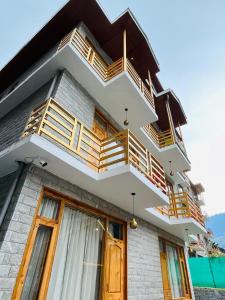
148, 70, 153, 97
123, 29, 127, 71
165, 95, 175, 144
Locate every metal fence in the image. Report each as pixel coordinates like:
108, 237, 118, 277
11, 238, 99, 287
189, 257, 225, 288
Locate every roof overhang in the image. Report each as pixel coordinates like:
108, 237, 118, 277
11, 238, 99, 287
155, 89, 187, 130
0, 0, 160, 95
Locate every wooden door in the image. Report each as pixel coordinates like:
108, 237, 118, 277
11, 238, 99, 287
103, 236, 125, 300
160, 251, 172, 300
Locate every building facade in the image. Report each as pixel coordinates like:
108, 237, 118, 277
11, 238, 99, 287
0, 1, 206, 299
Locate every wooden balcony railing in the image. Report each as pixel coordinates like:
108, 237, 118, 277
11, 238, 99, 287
144, 124, 174, 148
22, 98, 166, 194
58, 29, 155, 109
144, 124, 187, 156
157, 192, 205, 227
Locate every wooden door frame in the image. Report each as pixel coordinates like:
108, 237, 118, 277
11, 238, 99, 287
159, 237, 192, 300
12, 186, 127, 300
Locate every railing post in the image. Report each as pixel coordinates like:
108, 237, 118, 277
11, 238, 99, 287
123, 29, 127, 71
165, 94, 176, 144
148, 70, 154, 98
37, 98, 51, 136
125, 129, 129, 165
185, 192, 191, 218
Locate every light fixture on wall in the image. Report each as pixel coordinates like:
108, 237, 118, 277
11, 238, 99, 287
124, 108, 129, 126
169, 160, 174, 176
130, 192, 138, 229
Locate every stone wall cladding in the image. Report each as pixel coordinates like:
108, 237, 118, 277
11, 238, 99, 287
0, 81, 51, 153
194, 287, 225, 300
54, 70, 121, 131
0, 165, 186, 300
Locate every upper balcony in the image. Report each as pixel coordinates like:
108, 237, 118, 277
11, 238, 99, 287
0, 98, 169, 222
56, 29, 158, 133
0, 27, 158, 137
147, 192, 206, 240
141, 90, 191, 173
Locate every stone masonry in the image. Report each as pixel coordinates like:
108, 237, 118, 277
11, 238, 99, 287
194, 287, 225, 300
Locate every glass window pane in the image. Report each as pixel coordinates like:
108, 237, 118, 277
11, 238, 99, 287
20, 225, 52, 300
38, 196, 59, 219
108, 221, 123, 240
166, 245, 183, 298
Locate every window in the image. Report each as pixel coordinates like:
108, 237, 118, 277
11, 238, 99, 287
13, 189, 126, 300
12, 193, 63, 300
159, 239, 191, 300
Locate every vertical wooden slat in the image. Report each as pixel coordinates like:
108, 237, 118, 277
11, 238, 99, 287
123, 30, 127, 71
165, 96, 175, 144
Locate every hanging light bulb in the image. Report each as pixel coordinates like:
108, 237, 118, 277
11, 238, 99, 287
130, 192, 138, 229
169, 160, 174, 176
124, 108, 129, 126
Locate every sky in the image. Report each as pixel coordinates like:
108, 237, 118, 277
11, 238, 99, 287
1, 0, 225, 216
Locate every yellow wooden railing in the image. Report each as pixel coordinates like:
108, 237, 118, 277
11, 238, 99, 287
157, 192, 205, 227
58, 28, 155, 109
144, 124, 174, 148
22, 98, 166, 194
144, 124, 188, 157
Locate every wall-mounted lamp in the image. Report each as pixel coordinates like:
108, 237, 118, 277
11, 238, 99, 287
124, 108, 129, 126
130, 192, 138, 229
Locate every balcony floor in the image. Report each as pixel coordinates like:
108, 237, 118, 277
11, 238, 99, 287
0, 134, 169, 220
141, 128, 191, 173
146, 208, 207, 240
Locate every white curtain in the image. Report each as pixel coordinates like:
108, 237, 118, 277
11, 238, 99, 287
47, 207, 103, 300
166, 245, 183, 298
38, 196, 59, 219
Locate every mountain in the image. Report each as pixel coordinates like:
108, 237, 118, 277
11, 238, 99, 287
206, 213, 225, 248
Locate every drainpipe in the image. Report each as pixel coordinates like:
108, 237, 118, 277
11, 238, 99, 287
0, 162, 25, 227
46, 70, 63, 99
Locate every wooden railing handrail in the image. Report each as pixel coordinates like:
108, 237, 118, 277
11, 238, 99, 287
58, 29, 155, 109
22, 98, 166, 194
157, 192, 205, 227
144, 124, 189, 158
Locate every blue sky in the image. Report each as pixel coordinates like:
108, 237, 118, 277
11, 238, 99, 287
1, 0, 225, 216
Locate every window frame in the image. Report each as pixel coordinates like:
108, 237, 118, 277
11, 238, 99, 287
159, 238, 192, 300
12, 187, 127, 300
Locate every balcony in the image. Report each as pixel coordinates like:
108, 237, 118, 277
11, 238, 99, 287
0, 98, 168, 221
142, 123, 191, 172
147, 192, 206, 240
57, 29, 158, 133
0, 28, 158, 133
177, 171, 190, 188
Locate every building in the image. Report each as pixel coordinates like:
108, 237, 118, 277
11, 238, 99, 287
0, 0, 207, 299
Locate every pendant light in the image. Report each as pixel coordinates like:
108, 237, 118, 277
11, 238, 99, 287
169, 160, 174, 176
130, 192, 138, 229
124, 108, 129, 126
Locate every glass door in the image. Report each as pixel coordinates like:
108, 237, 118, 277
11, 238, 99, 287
47, 207, 104, 300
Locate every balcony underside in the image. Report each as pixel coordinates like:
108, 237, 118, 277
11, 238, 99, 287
0, 44, 157, 139
146, 208, 207, 240
0, 134, 168, 220
141, 128, 191, 173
